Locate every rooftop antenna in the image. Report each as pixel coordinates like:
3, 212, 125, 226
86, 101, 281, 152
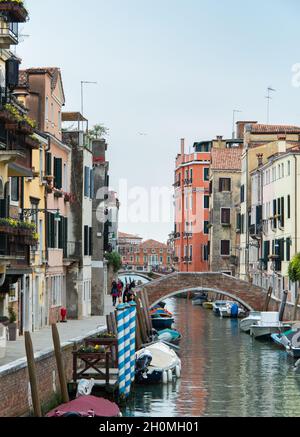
266, 86, 276, 124
232, 109, 242, 139
13, 27, 30, 55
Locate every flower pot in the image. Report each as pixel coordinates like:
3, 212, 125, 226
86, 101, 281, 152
8, 323, 17, 341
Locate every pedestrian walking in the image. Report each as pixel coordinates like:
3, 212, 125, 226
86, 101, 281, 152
117, 280, 124, 301
111, 281, 119, 307
123, 284, 131, 303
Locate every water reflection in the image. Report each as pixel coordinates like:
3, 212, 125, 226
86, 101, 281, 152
124, 298, 300, 417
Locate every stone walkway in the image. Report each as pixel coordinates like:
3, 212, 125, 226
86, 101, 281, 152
0, 296, 114, 368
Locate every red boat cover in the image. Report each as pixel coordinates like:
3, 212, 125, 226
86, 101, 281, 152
46, 395, 120, 417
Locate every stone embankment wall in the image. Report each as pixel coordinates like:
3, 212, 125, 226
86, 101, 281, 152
0, 327, 105, 417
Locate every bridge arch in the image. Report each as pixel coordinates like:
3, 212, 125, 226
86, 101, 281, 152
138, 272, 267, 312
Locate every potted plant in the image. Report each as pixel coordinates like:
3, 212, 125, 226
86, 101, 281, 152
7, 304, 17, 341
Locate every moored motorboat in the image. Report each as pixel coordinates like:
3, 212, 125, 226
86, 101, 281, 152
240, 312, 261, 333
46, 395, 121, 417
203, 302, 213, 310
282, 328, 300, 358
152, 316, 175, 330
192, 293, 208, 306
157, 329, 182, 345
135, 342, 181, 385
213, 300, 233, 316
219, 302, 246, 319
250, 312, 291, 339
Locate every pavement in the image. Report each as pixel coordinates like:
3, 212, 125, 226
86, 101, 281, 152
0, 296, 114, 368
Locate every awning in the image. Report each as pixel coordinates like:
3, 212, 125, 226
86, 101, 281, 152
8, 163, 33, 177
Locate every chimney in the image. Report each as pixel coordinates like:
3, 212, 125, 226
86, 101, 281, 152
181, 138, 185, 157
236, 121, 258, 140
256, 153, 264, 167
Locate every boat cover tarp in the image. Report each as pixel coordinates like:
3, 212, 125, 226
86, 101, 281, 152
46, 395, 120, 417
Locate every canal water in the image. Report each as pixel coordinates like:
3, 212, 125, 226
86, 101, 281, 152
123, 298, 300, 417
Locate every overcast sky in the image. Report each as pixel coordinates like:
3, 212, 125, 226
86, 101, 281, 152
19, 0, 300, 242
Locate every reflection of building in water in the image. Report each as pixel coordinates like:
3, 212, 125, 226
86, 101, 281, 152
173, 298, 208, 416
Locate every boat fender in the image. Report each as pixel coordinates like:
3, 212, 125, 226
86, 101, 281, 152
168, 369, 173, 382
162, 371, 168, 384
175, 365, 181, 379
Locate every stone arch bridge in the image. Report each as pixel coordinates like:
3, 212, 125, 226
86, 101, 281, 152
118, 270, 164, 281
138, 272, 268, 311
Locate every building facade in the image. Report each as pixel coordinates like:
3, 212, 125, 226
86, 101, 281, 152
238, 122, 300, 282
173, 139, 211, 272
209, 147, 242, 276
250, 145, 300, 302
62, 112, 93, 319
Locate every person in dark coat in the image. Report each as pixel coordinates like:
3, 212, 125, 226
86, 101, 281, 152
111, 281, 119, 307
123, 284, 131, 303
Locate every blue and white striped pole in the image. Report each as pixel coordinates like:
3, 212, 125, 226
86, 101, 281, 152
124, 303, 131, 397
117, 304, 126, 398
129, 301, 137, 383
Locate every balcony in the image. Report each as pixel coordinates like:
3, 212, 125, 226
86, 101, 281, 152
0, 1, 28, 23
184, 178, 193, 186
183, 232, 193, 238
173, 181, 181, 188
249, 223, 262, 240
0, 21, 18, 48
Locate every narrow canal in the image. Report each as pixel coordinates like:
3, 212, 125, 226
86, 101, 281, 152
123, 297, 300, 417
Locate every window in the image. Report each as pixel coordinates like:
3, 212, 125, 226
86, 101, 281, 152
203, 245, 209, 261
54, 157, 62, 189
51, 103, 54, 125
219, 178, 231, 192
221, 240, 230, 256
204, 195, 209, 209
204, 221, 209, 234
190, 169, 193, 182
84, 226, 89, 256
84, 167, 90, 197
241, 214, 245, 234
89, 227, 92, 256
190, 195, 193, 211
63, 163, 67, 192
90, 169, 94, 199
236, 213, 241, 232
46, 152, 52, 176
288, 161, 291, 176
189, 245, 193, 260
45, 96, 49, 122
288, 195, 291, 219
221, 208, 231, 225
240, 185, 245, 203
282, 163, 284, 178
204, 168, 209, 181
286, 238, 291, 262
11, 177, 19, 202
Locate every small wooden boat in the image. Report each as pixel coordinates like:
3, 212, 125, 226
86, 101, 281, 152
46, 395, 121, 417
282, 329, 300, 358
135, 342, 181, 385
240, 312, 261, 333
203, 302, 213, 310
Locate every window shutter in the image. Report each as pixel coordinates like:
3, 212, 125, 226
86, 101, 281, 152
89, 227, 92, 256
84, 167, 90, 197
90, 169, 94, 199
219, 179, 223, 192
46, 152, 52, 176
54, 157, 62, 189
281, 197, 285, 227
84, 225, 89, 256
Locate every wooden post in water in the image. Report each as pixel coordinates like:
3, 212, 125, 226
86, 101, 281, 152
279, 290, 288, 322
293, 289, 300, 321
51, 324, 69, 404
264, 287, 273, 311
24, 332, 42, 417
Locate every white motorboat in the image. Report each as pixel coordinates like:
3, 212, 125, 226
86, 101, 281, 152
135, 341, 181, 385
239, 312, 261, 333
219, 302, 246, 319
250, 312, 291, 339
212, 300, 233, 315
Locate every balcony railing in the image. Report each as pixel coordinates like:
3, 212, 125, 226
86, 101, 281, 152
0, 21, 18, 48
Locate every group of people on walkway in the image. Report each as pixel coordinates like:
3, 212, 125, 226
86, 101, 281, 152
111, 279, 136, 307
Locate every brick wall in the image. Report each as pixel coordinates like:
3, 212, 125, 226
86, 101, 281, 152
0, 327, 105, 417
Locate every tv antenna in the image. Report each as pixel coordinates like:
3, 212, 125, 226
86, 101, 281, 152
13, 27, 30, 55
266, 86, 276, 124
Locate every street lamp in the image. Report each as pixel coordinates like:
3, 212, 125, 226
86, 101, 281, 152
80, 80, 97, 130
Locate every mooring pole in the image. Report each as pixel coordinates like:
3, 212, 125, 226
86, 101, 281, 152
24, 332, 42, 417
129, 301, 137, 383
51, 324, 69, 403
279, 290, 288, 322
117, 304, 126, 398
124, 303, 131, 397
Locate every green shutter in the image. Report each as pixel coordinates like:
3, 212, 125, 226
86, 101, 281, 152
46, 152, 52, 176
54, 157, 62, 189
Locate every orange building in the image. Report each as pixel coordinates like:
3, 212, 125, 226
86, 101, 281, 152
173, 139, 211, 272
